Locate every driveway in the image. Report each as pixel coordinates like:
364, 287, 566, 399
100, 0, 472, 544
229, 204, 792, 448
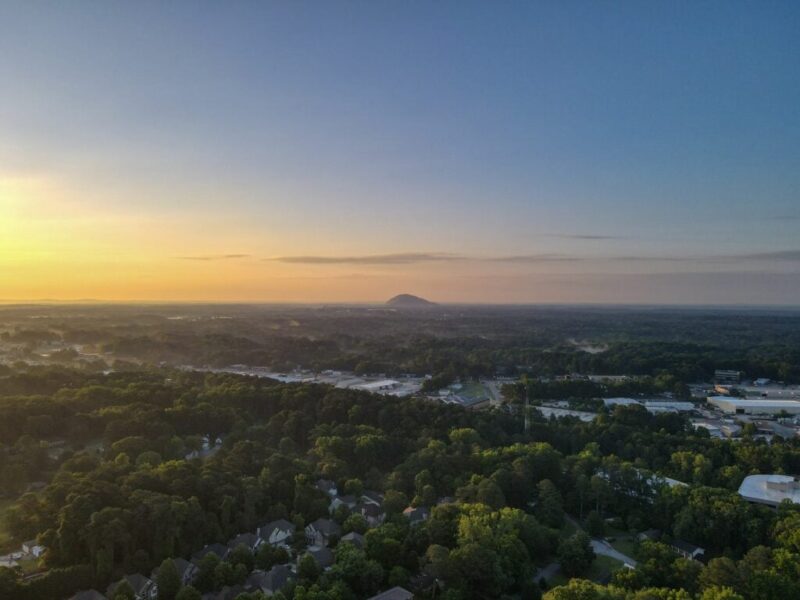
591, 539, 637, 567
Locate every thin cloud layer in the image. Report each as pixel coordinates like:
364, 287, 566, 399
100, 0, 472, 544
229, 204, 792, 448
266, 252, 464, 265
545, 234, 626, 240
176, 254, 251, 261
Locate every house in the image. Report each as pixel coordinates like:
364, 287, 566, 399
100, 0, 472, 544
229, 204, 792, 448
228, 531, 261, 552
358, 502, 386, 527
206, 585, 246, 600
305, 518, 341, 546
21, 539, 45, 557
305, 545, 334, 570
70, 591, 108, 600
671, 539, 705, 561
245, 564, 294, 595
329, 494, 358, 514
637, 529, 661, 543
366, 586, 414, 600
258, 518, 296, 547
192, 542, 230, 564
150, 558, 197, 587
403, 506, 430, 525
316, 479, 338, 497
339, 531, 365, 549
107, 574, 158, 600
361, 490, 384, 506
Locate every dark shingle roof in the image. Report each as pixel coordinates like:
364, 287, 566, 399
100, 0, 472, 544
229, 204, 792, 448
367, 586, 414, 600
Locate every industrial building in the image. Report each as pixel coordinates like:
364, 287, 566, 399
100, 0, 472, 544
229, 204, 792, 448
708, 396, 800, 416
738, 474, 800, 507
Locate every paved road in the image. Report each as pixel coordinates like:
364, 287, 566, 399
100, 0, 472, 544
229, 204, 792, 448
591, 539, 637, 567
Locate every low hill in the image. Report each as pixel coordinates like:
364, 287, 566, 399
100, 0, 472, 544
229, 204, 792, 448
386, 294, 436, 308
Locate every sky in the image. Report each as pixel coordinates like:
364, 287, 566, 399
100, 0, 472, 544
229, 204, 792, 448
1, 1, 799, 304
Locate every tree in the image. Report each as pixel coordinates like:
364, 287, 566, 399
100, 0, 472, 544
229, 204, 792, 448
585, 511, 605, 538
113, 579, 136, 600
698, 557, 742, 592
699, 587, 745, 600
175, 587, 202, 600
157, 558, 181, 600
537, 480, 564, 528
298, 553, 320, 582
557, 532, 595, 577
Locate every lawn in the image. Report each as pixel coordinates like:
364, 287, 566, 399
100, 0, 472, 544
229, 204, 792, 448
586, 554, 624, 582
454, 381, 491, 401
609, 536, 638, 559
542, 555, 624, 590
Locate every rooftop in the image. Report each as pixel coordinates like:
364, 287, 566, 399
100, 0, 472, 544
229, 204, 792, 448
738, 474, 800, 506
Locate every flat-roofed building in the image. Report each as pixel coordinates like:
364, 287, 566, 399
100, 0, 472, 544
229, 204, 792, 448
738, 475, 800, 507
708, 396, 800, 416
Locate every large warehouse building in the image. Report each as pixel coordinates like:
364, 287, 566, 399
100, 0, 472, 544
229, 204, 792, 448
738, 474, 800, 507
708, 396, 800, 416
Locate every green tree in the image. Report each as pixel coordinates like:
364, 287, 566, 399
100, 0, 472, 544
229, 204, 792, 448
157, 558, 181, 600
557, 532, 595, 577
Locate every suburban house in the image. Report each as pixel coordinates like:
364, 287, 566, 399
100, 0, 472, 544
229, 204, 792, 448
329, 494, 358, 514
209, 584, 246, 600
192, 542, 230, 564
366, 586, 415, 600
150, 558, 197, 587
22, 539, 46, 557
305, 545, 334, 570
339, 531, 365, 549
316, 479, 338, 497
107, 574, 158, 600
671, 539, 705, 561
69, 591, 108, 600
637, 529, 661, 543
358, 502, 386, 527
403, 506, 430, 525
245, 564, 294, 595
258, 518, 296, 547
361, 490, 384, 506
305, 518, 341, 546
228, 532, 262, 552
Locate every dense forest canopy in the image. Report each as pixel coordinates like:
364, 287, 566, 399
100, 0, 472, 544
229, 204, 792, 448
2, 304, 800, 382
0, 364, 799, 600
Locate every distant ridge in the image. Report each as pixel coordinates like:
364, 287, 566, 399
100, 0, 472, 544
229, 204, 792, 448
386, 294, 436, 308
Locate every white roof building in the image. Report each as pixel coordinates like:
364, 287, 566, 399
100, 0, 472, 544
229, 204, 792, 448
603, 398, 641, 408
708, 396, 800, 416
738, 474, 800, 507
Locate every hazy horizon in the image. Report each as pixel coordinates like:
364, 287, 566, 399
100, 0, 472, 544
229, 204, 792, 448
2, 2, 799, 303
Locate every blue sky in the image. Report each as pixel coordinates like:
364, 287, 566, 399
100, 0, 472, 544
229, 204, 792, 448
1, 2, 799, 303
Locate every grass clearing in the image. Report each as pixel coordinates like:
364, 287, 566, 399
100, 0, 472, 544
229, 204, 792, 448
609, 536, 638, 559
587, 554, 624, 582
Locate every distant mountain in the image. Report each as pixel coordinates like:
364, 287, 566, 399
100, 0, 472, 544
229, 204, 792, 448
386, 294, 436, 308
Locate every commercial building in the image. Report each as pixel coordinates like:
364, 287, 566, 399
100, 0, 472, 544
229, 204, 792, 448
714, 370, 742, 384
707, 396, 800, 416
738, 474, 800, 507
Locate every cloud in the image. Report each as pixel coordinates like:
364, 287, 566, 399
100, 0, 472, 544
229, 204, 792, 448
545, 234, 626, 240
261, 248, 800, 267
266, 252, 463, 265
176, 254, 250, 261
734, 250, 800, 261
487, 254, 583, 263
